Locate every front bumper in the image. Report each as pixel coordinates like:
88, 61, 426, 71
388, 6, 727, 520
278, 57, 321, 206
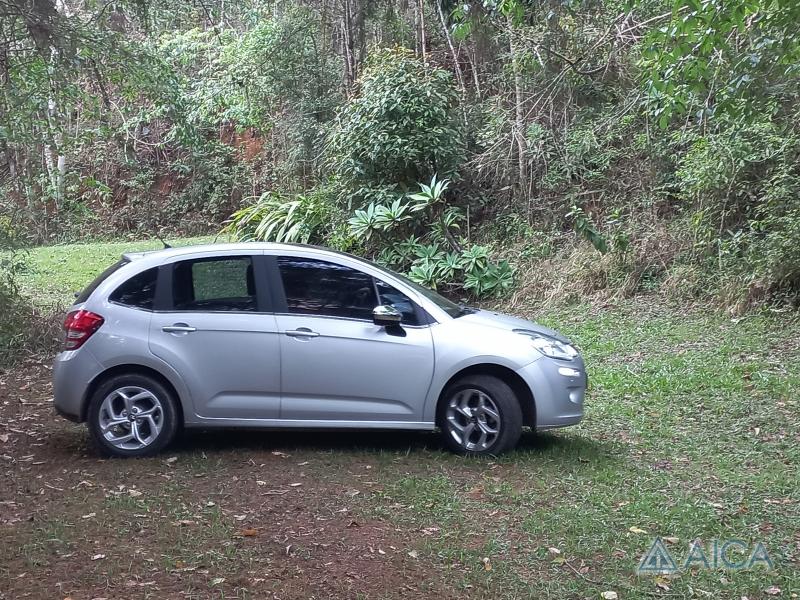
516, 355, 586, 429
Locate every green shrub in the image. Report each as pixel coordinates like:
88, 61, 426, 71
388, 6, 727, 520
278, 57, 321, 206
328, 48, 464, 198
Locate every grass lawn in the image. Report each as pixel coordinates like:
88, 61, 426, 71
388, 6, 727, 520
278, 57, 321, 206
1, 239, 798, 599
16, 235, 220, 308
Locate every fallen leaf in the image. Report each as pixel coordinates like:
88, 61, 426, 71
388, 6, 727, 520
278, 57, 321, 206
81, 512, 96, 519
0, 434, 9, 443
482, 557, 492, 571
211, 577, 225, 586
166, 456, 178, 464
271, 451, 289, 457
175, 519, 195, 526
128, 489, 142, 498
601, 592, 618, 600
629, 526, 647, 534
765, 586, 781, 596
408, 550, 419, 559
240, 528, 258, 537
548, 547, 561, 555
91, 554, 106, 561
466, 485, 484, 500
663, 537, 680, 544
655, 576, 671, 591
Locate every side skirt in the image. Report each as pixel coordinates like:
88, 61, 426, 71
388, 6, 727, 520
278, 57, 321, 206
184, 418, 437, 431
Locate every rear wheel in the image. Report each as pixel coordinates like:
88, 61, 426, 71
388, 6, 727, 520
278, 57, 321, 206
87, 373, 179, 458
438, 375, 523, 456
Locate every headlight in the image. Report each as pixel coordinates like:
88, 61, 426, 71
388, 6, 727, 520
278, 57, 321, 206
514, 329, 578, 360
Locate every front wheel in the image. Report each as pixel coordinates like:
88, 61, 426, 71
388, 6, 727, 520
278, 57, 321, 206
438, 375, 523, 456
87, 373, 179, 458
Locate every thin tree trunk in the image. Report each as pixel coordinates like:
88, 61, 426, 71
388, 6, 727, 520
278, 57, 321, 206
468, 46, 481, 99
418, 0, 427, 65
436, 0, 467, 127
508, 15, 528, 212
342, 0, 356, 92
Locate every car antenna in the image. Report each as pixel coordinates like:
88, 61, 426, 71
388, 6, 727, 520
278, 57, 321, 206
155, 232, 172, 249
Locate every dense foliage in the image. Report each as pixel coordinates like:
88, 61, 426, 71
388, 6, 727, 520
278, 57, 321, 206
2, 0, 800, 308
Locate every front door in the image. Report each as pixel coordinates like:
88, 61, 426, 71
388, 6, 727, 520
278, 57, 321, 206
274, 256, 434, 423
149, 254, 281, 420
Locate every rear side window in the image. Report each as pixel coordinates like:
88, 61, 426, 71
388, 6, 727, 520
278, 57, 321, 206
172, 256, 256, 312
278, 257, 376, 320
75, 259, 128, 303
109, 267, 158, 310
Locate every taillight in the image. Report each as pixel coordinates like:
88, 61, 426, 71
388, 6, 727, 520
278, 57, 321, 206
63, 309, 104, 350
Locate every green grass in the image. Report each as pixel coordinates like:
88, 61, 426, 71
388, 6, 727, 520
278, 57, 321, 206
17, 235, 219, 308
10, 239, 800, 598
354, 303, 800, 598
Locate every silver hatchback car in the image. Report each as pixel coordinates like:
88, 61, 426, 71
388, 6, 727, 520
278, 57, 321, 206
54, 243, 586, 457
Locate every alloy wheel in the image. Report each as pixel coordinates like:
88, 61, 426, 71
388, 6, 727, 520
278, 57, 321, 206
98, 386, 164, 451
445, 388, 501, 452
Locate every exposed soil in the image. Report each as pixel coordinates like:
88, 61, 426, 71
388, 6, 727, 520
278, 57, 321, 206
0, 360, 451, 599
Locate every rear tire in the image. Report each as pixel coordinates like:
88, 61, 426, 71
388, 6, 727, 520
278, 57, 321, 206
87, 373, 179, 458
438, 374, 523, 456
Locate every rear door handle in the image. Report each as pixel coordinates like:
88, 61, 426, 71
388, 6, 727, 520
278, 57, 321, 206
285, 328, 319, 338
162, 324, 197, 333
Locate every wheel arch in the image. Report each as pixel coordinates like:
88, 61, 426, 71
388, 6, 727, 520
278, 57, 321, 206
80, 364, 185, 425
436, 363, 535, 428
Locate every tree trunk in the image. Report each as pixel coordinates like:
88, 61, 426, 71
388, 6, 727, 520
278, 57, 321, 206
418, 0, 427, 65
508, 15, 528, 212
436, 0, 467, 127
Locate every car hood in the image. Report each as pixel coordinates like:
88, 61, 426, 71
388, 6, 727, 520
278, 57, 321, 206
458, 309, 571, 343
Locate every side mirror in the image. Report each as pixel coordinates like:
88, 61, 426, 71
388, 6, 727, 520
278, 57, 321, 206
373, 305, 402, 327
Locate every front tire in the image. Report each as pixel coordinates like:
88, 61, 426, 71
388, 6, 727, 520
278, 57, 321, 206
87, 373, 179, 458
438, 375, 523, 456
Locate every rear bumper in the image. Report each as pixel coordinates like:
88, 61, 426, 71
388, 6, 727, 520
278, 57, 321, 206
53, 348, 103, 423
516, 355, 586, 430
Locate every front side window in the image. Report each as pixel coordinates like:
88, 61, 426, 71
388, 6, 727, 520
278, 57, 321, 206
172, 257, 256, 312
375, 279, 422, 326
278, 256, 377, 320
110, 267, 158, 310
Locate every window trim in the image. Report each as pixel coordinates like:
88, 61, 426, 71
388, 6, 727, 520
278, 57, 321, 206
159, 254, 273, 314
271, 254, 432, 327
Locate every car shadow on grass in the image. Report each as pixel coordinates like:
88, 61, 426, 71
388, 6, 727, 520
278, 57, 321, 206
168, 427, 609, 461
49, 422, 611, 465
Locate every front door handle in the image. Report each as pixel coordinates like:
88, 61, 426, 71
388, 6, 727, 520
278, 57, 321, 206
163, 324, 197, 333
285, 328, 319, 338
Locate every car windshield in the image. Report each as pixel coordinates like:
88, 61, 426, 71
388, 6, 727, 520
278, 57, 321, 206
363, 259, 468, 319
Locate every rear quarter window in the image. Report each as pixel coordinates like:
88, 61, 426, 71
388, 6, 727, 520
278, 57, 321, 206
109, 267, 159, 310
75, 259, 129, 303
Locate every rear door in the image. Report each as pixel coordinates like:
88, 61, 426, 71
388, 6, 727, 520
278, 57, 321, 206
272, 255, 435, 423
149, 252, 282, 420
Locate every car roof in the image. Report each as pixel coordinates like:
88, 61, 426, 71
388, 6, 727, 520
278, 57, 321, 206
122, 242, 351, 262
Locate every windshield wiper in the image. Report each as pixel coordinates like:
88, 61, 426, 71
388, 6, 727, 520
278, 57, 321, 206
457, 303, 478, 316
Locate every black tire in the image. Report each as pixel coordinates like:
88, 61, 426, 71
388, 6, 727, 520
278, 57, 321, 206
87, 373, 180, 458
437, 374, 523, 456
